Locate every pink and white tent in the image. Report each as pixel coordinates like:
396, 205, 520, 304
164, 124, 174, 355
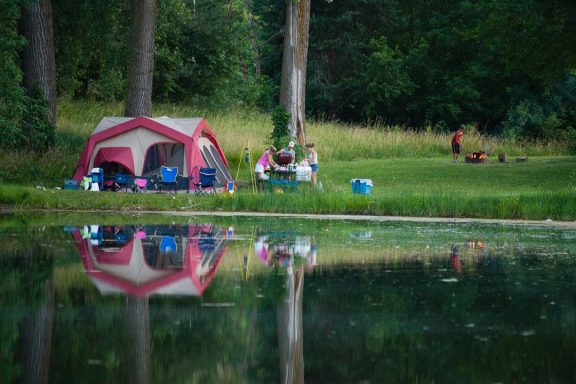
72, 116, 232, 188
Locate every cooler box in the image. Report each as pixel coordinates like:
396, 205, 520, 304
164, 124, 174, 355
296, 166, 312, 181
351, 179, 373, 195
90, 167, 104, 191
64, 179, 78, 190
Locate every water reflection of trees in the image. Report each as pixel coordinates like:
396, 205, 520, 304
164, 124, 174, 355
0, 237, 55, 384
3, 223, 576, 383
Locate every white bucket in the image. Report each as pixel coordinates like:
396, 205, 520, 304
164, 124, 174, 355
296, 166, 311, 181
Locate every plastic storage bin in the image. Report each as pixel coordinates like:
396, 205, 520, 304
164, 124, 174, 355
296, 166, 312, 181
350, 179, 373, 195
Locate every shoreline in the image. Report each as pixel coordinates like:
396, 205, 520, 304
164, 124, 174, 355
4, 208, 575, 228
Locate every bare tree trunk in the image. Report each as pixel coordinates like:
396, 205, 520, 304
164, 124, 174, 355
244, 0, 261, 78
125, 0, 156, 117
20, 0, 57, 126
280, 0, 310, 145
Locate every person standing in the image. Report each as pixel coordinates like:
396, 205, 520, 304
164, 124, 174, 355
278, 141, 296, 164
254, 145, 278, 180
305, 142, 318, 185
451, 125, 465, 162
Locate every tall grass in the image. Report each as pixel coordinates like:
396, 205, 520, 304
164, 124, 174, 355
52, 100, 568, 164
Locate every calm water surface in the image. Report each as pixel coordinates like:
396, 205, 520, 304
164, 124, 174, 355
1, 215, 575, 383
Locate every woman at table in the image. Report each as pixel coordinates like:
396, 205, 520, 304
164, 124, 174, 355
255, 145, 278, 180
306, 142, 318, 185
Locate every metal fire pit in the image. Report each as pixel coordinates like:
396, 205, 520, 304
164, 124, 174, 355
464, 151, 488, 163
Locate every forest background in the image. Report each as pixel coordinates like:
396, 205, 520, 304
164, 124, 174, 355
1, 0, 575, 152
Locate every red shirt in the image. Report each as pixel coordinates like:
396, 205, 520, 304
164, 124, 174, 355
452, 130, 463, 145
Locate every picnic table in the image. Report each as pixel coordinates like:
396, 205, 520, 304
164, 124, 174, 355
266, 168, 300, 191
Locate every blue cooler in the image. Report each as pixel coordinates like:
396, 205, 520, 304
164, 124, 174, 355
351, 179, 373, 195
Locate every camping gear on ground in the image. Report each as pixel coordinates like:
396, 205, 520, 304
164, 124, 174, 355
90, 168, 104, 191
71, 116, 232, 193
193, 167, 217, 195
159, 166, 178, 194
64, 179, 78, 190
114, 173, 131, 192
134, 177, 149, 193
81, 176, 92, 190
351, 179, 373, 195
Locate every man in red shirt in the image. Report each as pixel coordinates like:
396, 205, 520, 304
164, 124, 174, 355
451, 125, 465, 162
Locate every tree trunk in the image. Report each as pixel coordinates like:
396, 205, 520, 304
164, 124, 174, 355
279, 0, 310, 145
20, 0, 57, 126
244, 0, 261, 78
125, 0, 156, 117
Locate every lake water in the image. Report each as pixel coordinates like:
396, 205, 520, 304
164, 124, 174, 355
1, 214, 575, 383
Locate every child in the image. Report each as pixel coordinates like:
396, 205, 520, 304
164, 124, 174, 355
305, 142, 318, 185
451, 125, 465, 162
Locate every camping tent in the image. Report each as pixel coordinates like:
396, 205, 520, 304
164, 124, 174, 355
72, 116, 233, 189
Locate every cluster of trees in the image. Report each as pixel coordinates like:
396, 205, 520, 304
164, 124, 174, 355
300, 0, 576, 141
1, 0, 575, 150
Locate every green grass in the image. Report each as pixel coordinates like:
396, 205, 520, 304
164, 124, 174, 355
0, 101, 574, 220
1, 156, 574, 220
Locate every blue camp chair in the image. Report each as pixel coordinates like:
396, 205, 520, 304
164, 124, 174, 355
159, 166, 178, 194
114, 173, 131, 192
193, 167, 217, 195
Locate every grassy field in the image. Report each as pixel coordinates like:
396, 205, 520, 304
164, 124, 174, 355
0, 101, 574, 220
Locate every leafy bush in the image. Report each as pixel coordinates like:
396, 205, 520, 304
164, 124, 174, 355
269, 105, 291, 149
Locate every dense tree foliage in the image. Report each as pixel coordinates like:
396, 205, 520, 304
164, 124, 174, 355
1, 0, 574, 147
0, 0, 54, 150
304, 0, 576, 137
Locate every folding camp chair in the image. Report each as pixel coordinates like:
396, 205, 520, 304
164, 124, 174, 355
134, 177, 148, 193
114, 173, 131, 192
192, 167, 217, 195
159, 166, 178, 194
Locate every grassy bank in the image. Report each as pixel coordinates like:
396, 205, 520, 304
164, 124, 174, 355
1, 156, 574, 221
0, 101, 574, 220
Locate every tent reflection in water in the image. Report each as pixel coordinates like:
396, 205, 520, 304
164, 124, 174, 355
72, 224, 227, 297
